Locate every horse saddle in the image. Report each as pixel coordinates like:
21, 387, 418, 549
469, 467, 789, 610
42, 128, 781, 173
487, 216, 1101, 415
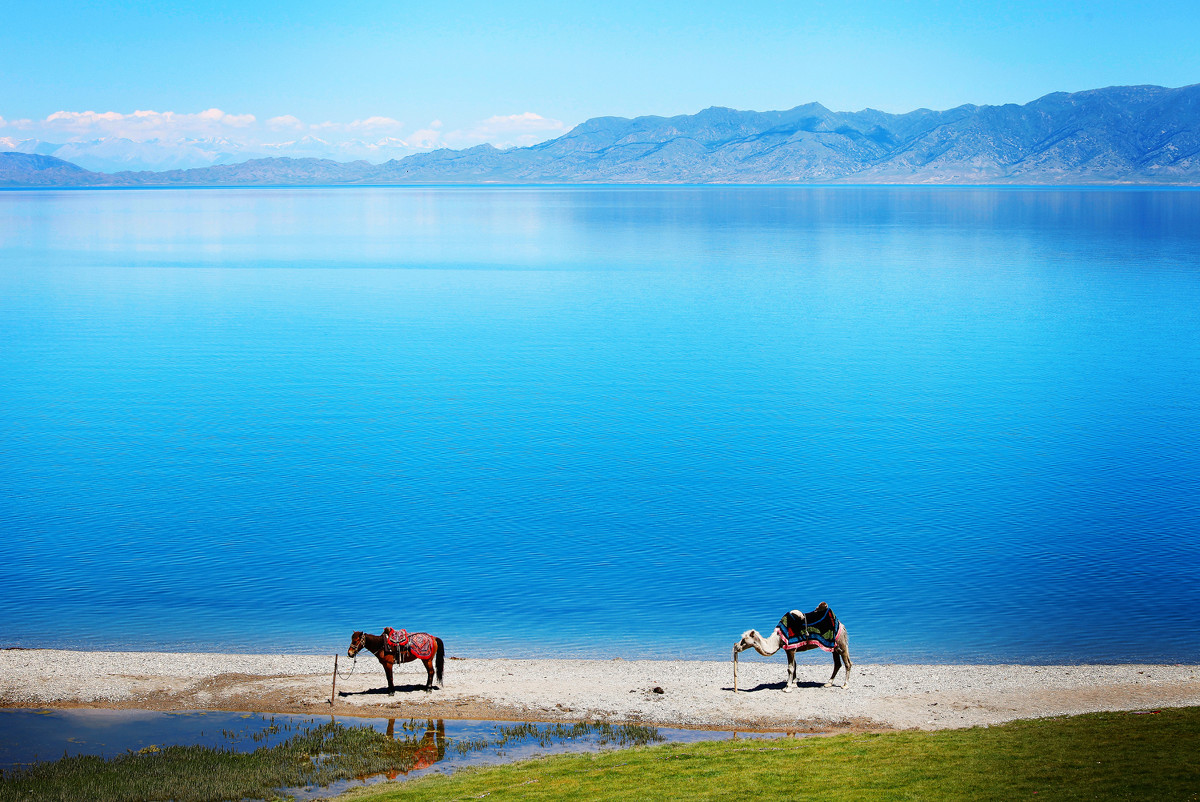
383, 627, 410, 653
383, 627, 437, 660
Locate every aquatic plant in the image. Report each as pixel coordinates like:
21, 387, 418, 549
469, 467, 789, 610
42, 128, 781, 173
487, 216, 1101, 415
0, 720, 429, 802
452, 721, 664, 755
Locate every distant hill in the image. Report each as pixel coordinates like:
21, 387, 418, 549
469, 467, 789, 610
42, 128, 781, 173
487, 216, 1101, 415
4, 84, 1199, 187
109, 157, 376, 186
0, 134, 416, 172
0, 152, 108, 186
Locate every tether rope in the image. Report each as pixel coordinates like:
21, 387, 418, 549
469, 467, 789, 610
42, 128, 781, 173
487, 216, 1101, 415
336, 652, 359, 680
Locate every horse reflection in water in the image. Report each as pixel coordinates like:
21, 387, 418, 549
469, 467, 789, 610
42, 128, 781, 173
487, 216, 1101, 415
358, 719, 447, 780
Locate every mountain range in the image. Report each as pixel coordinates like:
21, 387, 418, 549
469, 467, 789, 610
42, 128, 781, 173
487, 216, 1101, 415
0, 134, 415, 173
4, 84, 1198, 187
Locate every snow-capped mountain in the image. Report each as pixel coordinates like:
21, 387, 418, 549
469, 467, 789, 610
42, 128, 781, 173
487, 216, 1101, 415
0, 137, 62, 157
254, 136, 414, 163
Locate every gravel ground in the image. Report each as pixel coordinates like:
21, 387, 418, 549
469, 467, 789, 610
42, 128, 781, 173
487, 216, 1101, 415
2, 650, 1197, 732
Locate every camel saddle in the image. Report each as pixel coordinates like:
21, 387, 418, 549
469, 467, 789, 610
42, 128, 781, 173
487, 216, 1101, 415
776, 605, 842, 652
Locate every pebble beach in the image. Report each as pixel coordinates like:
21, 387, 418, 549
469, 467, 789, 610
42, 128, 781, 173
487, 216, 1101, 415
2, 649, 1197, 733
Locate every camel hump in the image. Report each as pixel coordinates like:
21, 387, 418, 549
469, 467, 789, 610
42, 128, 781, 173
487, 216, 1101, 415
816, 601, 827, 611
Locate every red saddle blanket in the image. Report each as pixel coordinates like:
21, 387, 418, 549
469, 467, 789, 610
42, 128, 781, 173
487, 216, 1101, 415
383, 627, 437, 660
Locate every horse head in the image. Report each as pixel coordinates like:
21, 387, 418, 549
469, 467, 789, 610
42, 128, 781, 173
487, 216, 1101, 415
348, 630, 366, 658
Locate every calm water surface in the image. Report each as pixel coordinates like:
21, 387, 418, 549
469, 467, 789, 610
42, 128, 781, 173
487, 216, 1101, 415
1, 186, 1197, 662
0, 709, 775, 797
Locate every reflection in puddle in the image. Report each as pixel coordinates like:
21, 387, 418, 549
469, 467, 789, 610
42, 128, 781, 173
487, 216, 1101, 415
0, 709, 796, 799
367, 718, 446, 780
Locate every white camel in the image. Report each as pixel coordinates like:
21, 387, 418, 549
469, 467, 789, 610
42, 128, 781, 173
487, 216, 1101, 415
732, 604, 851, 692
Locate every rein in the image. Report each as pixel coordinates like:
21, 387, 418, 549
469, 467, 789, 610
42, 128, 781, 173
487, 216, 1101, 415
337, 655, 357, 680
339, 633, 367, 680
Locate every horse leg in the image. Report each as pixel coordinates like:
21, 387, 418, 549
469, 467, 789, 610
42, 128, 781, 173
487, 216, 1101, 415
384, 656, 396, 696
423, 657, 434, 692
784, 650, 796, 692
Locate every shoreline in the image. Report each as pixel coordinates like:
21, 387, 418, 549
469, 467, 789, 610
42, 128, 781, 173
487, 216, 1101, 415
2, 650, 1197, 733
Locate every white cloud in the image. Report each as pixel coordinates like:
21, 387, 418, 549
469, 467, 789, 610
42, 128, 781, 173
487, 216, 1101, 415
33, 108, 257, 141
0, 107, 571, 169
267, 115, 305, 130
407, 126, 445, 149
444, 112, 566, 149
397, 114, 564, 152
307, 116, 406, 135
349, 116, 404, 131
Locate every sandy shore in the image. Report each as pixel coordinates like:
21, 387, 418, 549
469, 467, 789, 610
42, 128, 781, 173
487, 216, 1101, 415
2, 649, 1197, 733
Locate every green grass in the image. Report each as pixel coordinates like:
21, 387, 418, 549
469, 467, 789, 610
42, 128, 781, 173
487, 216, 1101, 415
4, 709, 1196, 801
0, 720, 433, 802
339, 708, 1200, 801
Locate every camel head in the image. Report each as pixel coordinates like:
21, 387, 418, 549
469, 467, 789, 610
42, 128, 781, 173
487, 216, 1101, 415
734, 629, 760, 654
733, 627, 783, 657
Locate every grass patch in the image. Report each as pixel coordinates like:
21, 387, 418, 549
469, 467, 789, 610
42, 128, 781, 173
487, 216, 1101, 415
340, 708, 1200, 801
451, 722, 664, 755
0, 720, 432, 802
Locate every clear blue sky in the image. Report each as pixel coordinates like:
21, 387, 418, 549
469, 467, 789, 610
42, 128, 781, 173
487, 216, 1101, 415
3, 0, 1198, 145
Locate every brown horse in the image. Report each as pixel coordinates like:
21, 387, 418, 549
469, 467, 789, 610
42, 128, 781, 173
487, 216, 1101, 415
348, 630, 445, 694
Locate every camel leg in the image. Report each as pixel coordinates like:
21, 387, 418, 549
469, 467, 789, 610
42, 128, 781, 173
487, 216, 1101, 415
840, 641, 852, 688
825, 637, 851, 689
826, 651, 841, 688
784, 650, 797, 692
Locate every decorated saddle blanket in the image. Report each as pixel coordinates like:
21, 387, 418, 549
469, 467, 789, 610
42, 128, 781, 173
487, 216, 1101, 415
383, 627, 437, 660
775, 605, 843, 652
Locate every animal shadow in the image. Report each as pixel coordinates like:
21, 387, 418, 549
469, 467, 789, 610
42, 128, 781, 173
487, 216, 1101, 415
724, 680, 826, 693
339, 683, 433, 697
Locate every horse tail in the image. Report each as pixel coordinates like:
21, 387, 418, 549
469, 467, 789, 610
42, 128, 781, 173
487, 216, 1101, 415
434, 637, 445, 688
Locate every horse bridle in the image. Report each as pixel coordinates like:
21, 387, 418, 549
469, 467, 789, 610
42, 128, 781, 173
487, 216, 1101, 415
348, 632, 366, 658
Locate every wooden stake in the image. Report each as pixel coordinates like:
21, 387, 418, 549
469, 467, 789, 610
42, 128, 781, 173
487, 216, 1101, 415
330, 654, 338, 706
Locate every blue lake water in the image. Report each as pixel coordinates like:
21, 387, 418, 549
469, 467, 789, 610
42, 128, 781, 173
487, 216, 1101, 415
1, 186, 1197, 664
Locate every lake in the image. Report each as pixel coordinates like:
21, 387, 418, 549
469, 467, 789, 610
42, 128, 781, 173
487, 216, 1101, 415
1, 185, 1197, 663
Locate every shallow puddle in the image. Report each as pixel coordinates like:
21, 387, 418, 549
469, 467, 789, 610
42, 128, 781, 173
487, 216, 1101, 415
0, 709, 797, 798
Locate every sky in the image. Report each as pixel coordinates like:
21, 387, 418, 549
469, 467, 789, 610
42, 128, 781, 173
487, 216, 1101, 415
2, 0, 1199, 154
